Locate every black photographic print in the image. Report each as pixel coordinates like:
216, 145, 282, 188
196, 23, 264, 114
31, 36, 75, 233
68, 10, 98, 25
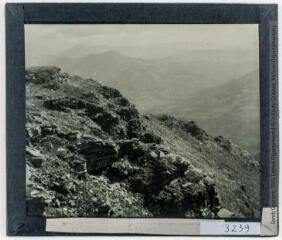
25, 24, 261, 219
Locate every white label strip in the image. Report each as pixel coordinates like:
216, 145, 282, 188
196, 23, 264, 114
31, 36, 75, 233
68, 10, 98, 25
46, 218, 262, 235
46, 218, 201, 235
200, 221, 260, 235
261, 207, 278, 236
200, 220, 225, 235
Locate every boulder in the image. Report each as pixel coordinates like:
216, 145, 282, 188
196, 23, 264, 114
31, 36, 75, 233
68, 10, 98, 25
79, 139, 119, 174
26, 147, 45, 168
117, 107, 139, 121
141, 132, 162, 144
44, 97, 86, 111
150, 175, 220, 217
41, 124, 57, 136
184, 121, 209, 141
26, 66, 62, 85
69, 158, 87, 178
127, 118, 141, 138
143, 114, 152, 120
26, 125, 41, 142
56, 147, 69, 158
100, 85, 122, 98
214, 136, 232, 151
117, 139, 150, 162
116, 97, 130, 107
109, 157, 140, 179
50, 181, 74, 195
217, 208, 235, 218
93, 111, 120, 132
185, 167, 204, 183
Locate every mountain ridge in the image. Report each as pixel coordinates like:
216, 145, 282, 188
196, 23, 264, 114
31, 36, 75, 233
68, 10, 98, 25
26, 66, 260, 218
171, 70, 260, 155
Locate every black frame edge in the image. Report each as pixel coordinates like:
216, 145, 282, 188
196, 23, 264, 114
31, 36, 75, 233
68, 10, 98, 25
5, 2, 279, 236
6, 3, 25, 236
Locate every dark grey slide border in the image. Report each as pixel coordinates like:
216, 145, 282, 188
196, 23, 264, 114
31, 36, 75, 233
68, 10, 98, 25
6, 3, 278, 236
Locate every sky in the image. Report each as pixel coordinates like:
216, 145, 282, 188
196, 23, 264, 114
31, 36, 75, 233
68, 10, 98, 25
25, 24, 259, 67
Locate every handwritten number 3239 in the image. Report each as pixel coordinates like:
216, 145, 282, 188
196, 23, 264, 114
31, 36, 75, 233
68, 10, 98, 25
224, 224, 250, 233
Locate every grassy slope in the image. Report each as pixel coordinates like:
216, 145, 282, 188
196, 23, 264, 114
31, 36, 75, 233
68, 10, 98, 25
143, 116, 260, 218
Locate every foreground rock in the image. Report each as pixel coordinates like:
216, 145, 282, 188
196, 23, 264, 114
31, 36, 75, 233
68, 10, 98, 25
26, 67, 260, 218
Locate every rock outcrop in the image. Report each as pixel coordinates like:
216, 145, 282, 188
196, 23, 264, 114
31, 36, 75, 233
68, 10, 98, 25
26, 67, 260, 218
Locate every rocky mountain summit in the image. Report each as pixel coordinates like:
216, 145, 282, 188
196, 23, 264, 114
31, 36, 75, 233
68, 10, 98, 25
26, 67, 260, 218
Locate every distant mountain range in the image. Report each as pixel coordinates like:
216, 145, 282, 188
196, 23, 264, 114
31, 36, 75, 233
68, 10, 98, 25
50, 50, 260, 154
171, 71, 260, 155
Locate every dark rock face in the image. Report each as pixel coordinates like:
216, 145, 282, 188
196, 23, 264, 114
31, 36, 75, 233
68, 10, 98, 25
151, 176, 219, 217
26, 67, 259, 218
43, 97, 87, 111
127, 118, 142, 138
26, 66, 65, 89
26, 146, 45, 168
157, 115, 209, 141
141, 132, 162, 144
183, 121, 209, 141
214, 136, 232, 151
79, 139, 119, 174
